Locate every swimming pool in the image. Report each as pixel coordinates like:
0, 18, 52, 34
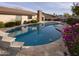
7, 23, 62, 46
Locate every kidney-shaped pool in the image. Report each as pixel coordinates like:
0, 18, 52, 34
7, 23, 62, 46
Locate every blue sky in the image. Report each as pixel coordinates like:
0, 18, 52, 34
0, 2, 73, 15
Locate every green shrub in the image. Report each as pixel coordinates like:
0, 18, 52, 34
15, 21, 21, 25
5, 22, 15, 27
66, 18, 79, 25
24, 20, 38, 24
5, 21, 21, 27
30, 20, 38, 23
0, 22, 5, 28
4, 20, 38, 27
24, 21, 27, 24
66, 18, 76, 25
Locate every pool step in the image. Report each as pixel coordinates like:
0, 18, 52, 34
0, 37, 15, 48
10, 42, 24, 50
0, 31, 24, 55
10, 42, 24, 48
2, 36, 15, 43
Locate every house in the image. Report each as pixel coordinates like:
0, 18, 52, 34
43, 12, 58, 21
0, 6, 58, 25
0, 7, 37, 24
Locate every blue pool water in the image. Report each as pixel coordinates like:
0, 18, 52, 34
7, 23, 61, 46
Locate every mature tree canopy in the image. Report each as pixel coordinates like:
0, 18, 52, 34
64, 13, 71, 17
72, 3, 79, 16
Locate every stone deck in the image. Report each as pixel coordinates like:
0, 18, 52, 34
17, 38, 69, 56
0, 37, 69, 56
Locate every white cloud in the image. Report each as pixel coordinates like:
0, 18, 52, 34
0, 2, 36, 12
0, 2, 73, 15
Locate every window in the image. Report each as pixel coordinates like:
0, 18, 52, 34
28, 16, 32, 19
16, 15, 22, 20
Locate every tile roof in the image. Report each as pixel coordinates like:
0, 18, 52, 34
0, 7, 36, 16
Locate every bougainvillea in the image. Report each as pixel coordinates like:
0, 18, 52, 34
63, 23, 79, 55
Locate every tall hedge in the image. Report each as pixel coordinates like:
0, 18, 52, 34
66, 18, 79, 25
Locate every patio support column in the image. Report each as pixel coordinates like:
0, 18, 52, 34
37, 10, 43, 22
21, 16, 28, 25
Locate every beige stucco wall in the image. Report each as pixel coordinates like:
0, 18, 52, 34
0, 14, 17, 23
32, 15, 37, 20
21, 16, 28, 24
21, 15, 37, 25
0, 14, 37, 25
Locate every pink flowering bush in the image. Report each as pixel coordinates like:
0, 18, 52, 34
63, 23, 79, 55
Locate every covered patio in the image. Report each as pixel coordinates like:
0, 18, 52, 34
0, 7, 36, 25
